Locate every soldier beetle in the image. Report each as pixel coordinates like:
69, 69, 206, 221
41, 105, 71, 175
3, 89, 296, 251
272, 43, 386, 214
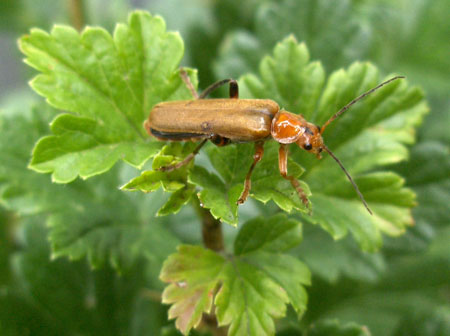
144, 70, 404, 215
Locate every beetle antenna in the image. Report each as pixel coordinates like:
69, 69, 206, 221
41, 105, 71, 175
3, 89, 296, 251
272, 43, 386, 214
322, 145, 373, 215
320, 76, 405, 134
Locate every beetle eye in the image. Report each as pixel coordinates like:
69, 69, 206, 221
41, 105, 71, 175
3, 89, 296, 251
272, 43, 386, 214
304, 143, 312, 150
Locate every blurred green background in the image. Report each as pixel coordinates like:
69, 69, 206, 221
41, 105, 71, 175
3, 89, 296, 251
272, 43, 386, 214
0, 0, 448, 335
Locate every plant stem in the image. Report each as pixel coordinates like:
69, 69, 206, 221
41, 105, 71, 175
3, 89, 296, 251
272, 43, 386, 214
201, 312, 228, 336
68, 0, 85, 31
192, 198, 226, 334
193, 198, 224, 252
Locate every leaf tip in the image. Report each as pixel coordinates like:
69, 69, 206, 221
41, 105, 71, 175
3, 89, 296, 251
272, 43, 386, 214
283, 34, 298, 43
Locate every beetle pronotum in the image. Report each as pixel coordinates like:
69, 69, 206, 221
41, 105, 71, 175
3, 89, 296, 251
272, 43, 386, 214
144, 70, 404, 215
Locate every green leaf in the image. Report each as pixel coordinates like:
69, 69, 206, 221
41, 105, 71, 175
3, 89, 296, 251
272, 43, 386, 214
320, 227, 450, 336
392, 307, 450, 336
0, 208, 14, 286
122, 142, 197, 216
234, 213, 302, 254
382, 141, 450, 254
0, 218, 168, 335
250, 142, 311, 214
19, 10, 197, 183
308, 319, 371, 336
398, 141, 450, 228
365, 0, 450, 97
295, 226, 385, 283
0, 105, 180, 272
0, 104, 57, 213
238, 36, 427, 250
214, 0, 372, 79
160, 215, 310, 335
188, 144, 255, 226
189, 141, 310, 226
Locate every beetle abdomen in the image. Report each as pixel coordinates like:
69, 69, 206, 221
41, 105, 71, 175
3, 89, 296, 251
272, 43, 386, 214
146, 99, 279, 142
149, 129, 207, 141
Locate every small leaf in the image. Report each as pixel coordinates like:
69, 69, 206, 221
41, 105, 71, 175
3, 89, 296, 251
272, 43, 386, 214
157, 185, 196, 217
122, 142, 197, 216
19, 11, 197, 182
160, 215, 310, 335
189, 165, 241, 226
160, 245, 224, 334
188, 143, 255, 226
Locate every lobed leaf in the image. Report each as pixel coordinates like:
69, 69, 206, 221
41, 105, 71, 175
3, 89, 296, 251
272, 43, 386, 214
239, 36, 428, 250
160, 215, 310, 335
188, 136, 310, 226
19, 11, 197, 182
188, 144, 255, 226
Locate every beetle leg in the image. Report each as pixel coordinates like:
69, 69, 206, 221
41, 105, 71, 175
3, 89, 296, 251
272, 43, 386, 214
199, 79, 238, 99
180, 68, 199, 99
278, 144, 311, 211
211, 135, 231, 147
237, 142, 264, 205
157, 139, 208, 172
229, 80, 239, 99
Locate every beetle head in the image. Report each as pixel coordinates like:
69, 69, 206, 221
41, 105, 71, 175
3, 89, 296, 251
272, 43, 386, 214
295, 123, 324, 159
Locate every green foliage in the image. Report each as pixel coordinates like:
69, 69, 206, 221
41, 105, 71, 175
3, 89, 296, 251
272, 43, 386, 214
397, 141, 450, 228
122, 142, 197, 216
308, 319, 371, 336
160, 215, 310, 335
19, 11, 196, 183
0, 1, 447, 335
191, 142, 308, 226
214, 0, 372, 80
295, 226, 386, 283
239, 37, 426, 250
0, 104, 180, 273
313, 227, 450, 336
16, 9, 427, 251
0, 218, 167, 335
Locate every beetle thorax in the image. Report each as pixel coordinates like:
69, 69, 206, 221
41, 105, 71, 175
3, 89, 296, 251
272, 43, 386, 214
271, 110, 306, 143
271, 110, 324, 157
